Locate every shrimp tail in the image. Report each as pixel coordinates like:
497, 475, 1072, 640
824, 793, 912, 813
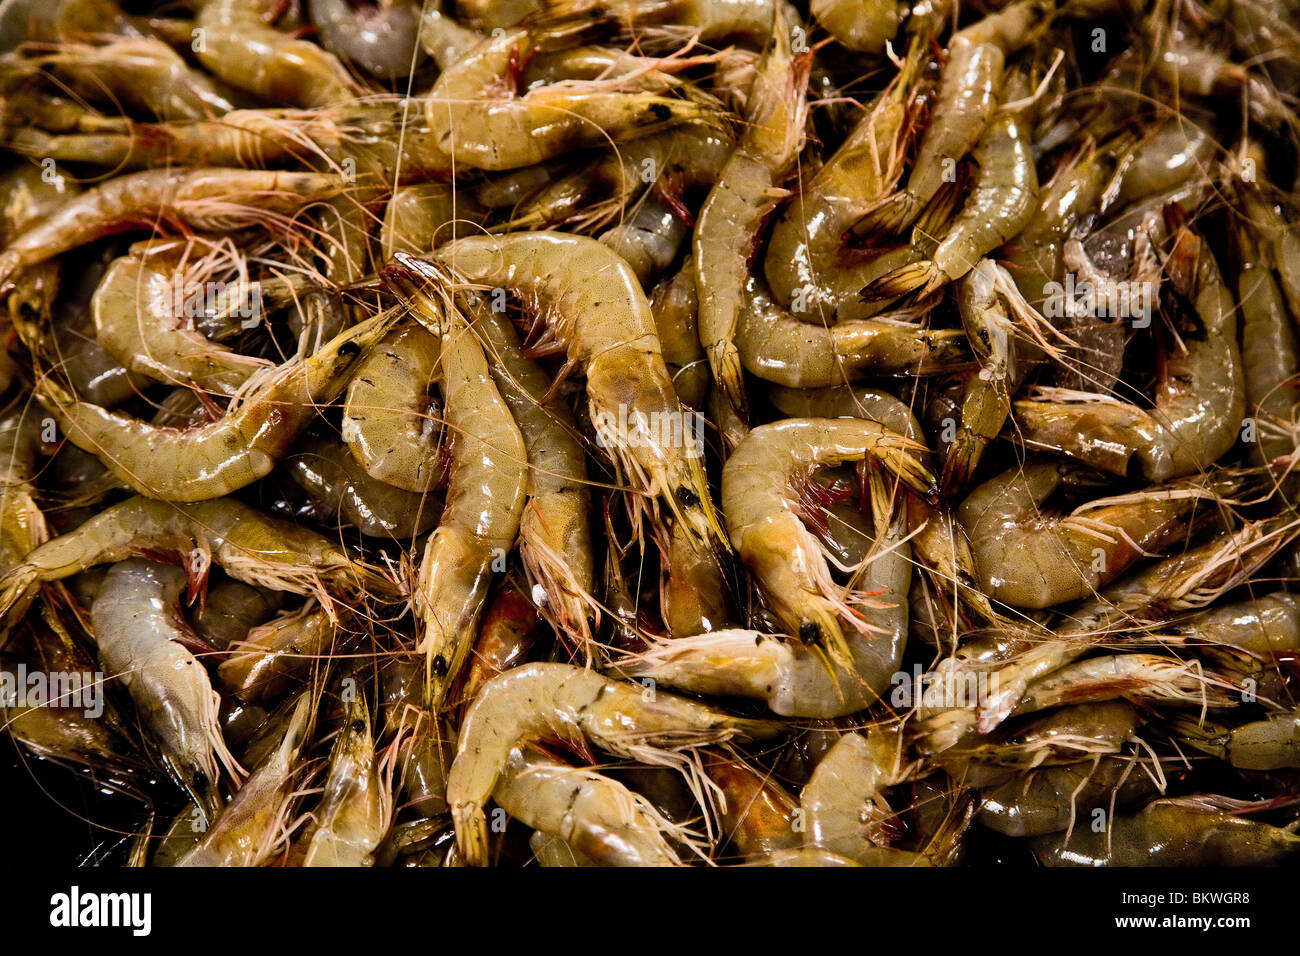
860, 260, 943, 301
850, 190, 922, 240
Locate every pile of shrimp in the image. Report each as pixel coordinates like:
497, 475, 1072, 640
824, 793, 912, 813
3, 0, 1300, 869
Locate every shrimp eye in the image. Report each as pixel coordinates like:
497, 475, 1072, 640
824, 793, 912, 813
799, 622, 821, 645
350, 720, 366, 735
650, 102, 672, 122
337, 341, 361, 361
431, 654, 448, 677
192, 770, 210, 794
675, 486, 699, 508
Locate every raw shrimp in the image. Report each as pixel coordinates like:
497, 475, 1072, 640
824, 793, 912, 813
735, 277, 969, 388
287, 435, 440, 539
191, 576, 281, 651
854, 0, 1053, 237
380, 184, 481, 261
342, 319, 446, 493
458, 581, 545, 705
469, 297, 596, 654
1174, 713, 1300, 770
91, 559, 239, 820
177, 691, 315, 867
540, 0, 779, 46
90, 239, 284, 397
0, 412, 48, 626
383, 262, 527, 710
429, 235, 725, 550
696, 5, 808, 417
800, 727, 907, 863
958, 461, 1242, 609
492, 746, 687, 866
626, 503, 916, 716
301, 693, 392, 866
417, 0, 482, 68
194, 0, 361, 108
0, 495, 399, 622
1031, 799, 1300, 866
719, 416, 932, 658
0, 168, 338, 290
649, 260, 708, 407
661, 517, 732, 637
1012, 213, 1245, 482
812, 0, 903, 52
310, 0, 424, 80
217, 602, 340, 704
703, 755, 800, 861
36, 311, 396, 502
446, 662, 781, 865
425, 28, 715, 171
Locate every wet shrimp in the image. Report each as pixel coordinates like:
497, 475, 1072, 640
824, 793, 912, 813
0, 495, 398, 622
383, 261, 527, 711
704, 755, 800, 861
194, 0, 362, 108
217, 601, 340, 705
429, 234, 725, 551
812, 0, 904, 52
36, 311, 396, 502
309, 0, 424, 80
91, 558, 239, 821
696, 5, 808, 417
446, 662, 781, 865
1174, 713, 1300, 771
800, 727, 908, 863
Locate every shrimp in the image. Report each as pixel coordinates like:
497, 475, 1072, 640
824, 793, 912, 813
1012, 211, 1245, 482
91, 559, 240, 821
11, 36, 238, 120
429, 234, 725, 551
341, 319, 446, 493
696, 6, 808, 417
176, 691, 316, 867
383, 261, 527, 711
458, 581, 545, 706
800, 727, 907, 863
469, 296, 596, 655
492, 746, 688, 866
958, 461, 1243, 609
1031, 799, 1300, 866
301, 693, 392, 866
1015, 653, 1239, 716
417, 0, 483, 69
0, 412, 48, 630
1173, 713, 1300, 771
380, 184, 481, 261
309, 0, 424, 80
942, 259, 1020, 494
217, 602, 340, 705
649, 259, 708, 407
854, 0, 1054, 237
194, 0, 362, 108
661, 517, 732, 637
626, 476, 917, 717
35, 310, 396, 502
0, 168, 338, 291
0, 495, 398, 622
191, 576, 281, 651
865, 83, 1039, 299
703, 754, 800, 861
425, 27, 715, 171
446, 662, 781, 865
287, 435, 440, 539
973, 755, 1162, 837
539, 0, 779, 47
812, 0, 903, 52
90, 239, 290, 397
735, 277, 970, 388
720, 416, 932, 659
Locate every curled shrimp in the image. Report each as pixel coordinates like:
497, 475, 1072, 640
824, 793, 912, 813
425, 27, 715, 171
446, 662, 781, 865
703, 754, 800, 861
0, 168, 338, 292
696, 5, 808, 417
383, 262, 527, 711
958, 460, 1244, 609
341, 319, 446, 493
800, 727, 909, 863
1013, 209, 1244, 482
1173, 712, 1300, 771
194, 0, 362, 108
0, 495, 398, 622
35, 310, 396, 502
217, 601, 339, 704
812, 0, 904, 52
429, 234, 725, 551
91, 558, 239, 821
540, 0, 779, 47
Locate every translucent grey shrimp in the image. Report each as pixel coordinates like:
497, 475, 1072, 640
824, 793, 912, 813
309, 0, 424, 80
800, 727, 907, 863
287, 435, 440, 539
36, 311, 396, 502
812, 0, 903, 52
446, 662, 781, 865
973, 755, 1162, 837
380, 184, 482, 261
217, 602, 339, 705
91, 559, 239, 821
1174, 712, 1300, 771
